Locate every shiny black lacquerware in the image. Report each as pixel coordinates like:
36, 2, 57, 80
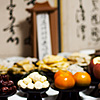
19, 71, 49, 100
0, 74, 17, 100
51, 83, 89, 100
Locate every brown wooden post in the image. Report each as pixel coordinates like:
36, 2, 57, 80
26, 1, 59, 58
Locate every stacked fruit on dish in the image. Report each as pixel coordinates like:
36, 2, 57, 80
88, 56, 100, 80
54, 70, 91, 90
7, 58, 38, 87
0, 74, 16, 95
37, 53, 91, 73
18, 71, 50, 90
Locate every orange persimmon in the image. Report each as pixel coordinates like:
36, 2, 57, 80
73, 72, 91, 86
54, 72, 75, 89
54, 70, 73, 79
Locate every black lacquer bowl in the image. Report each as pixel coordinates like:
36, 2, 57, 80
51, 83, 89, 92
18, 70, 50, 100
51, 83, 89, 100
19, 87, 49, 100
0, 90, 16, 100
82, 74, 100, 98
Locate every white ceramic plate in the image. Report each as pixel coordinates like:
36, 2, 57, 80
5, 56, 25, 62
57, 52, 72, 58
46, 87, 59, 96
79, 49, 95, 55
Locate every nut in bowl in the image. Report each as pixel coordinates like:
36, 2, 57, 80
18, 71, 50, 92
0, 74, 17, 100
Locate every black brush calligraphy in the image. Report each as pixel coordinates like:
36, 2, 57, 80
75, 0, 86, 40
3, 0, 19, 44
91, 0, 100, 42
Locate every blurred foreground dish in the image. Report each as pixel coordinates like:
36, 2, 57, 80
54, 70, 91, 90
7, 58, 37, 75
88, 56, 100, 80
0, 65, 8, 74
0, 74, 16, 94
37, 53, 91, 73
37, 55, 72, 72
67, 52, 91, 66
18, 71, 50, 90
54, 70, 75, 89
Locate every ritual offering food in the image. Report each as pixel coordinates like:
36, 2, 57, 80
18, 72, 50, 90
54, 70, 91, 89
37, 53, 91, 73
73, 72, 91, 86
67, 64, 85, 75
0, 65, 8, 74
0, 74, 16, 94
54, 70, 75, 89
37, 55, 72, 72
88, 57, 100, 80
7, 59, 36, 75
67, 52, 91, 66
7, 58, 38, 87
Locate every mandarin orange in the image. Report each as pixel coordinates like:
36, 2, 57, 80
54, 74, 75, 89
54, 70, 64, 79
73, 72, 91, 86
54, 70, 73, 79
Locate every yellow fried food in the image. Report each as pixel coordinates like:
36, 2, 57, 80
0, 65, 8, 74
17, 59, 30, 66
67, 52, 91, 66
50, 61, 70, 71
22, 64, 35, 72
43, 55, 67, 64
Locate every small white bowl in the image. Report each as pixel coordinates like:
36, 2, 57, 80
79, 49, 95, 55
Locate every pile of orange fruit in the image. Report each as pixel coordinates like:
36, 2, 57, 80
54, 70, 91, 89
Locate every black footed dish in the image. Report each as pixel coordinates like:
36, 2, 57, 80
51, 83, 89, 100
0, 74, 17, 100
19, 83, 49, 100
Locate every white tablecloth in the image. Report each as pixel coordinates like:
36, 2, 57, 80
8, 88, 100, 100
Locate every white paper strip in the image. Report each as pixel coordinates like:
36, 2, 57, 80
37, 13, 52, 60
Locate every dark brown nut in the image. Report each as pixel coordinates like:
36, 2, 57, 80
9, 87, 13, 92
98, 83, 100, 90
0, 89, 1, 93
0, 80, 3, 87
0, 80, 3, 83
12, 86, 17, 91
2, 87, 9, 93
0, 80, 3, 84
7, 80, 14, 87
2, 81, 8, 87
9, 86, 16, 92
8, 80, 14, 86
0, 75, 2, 80
2, 75, 9, 81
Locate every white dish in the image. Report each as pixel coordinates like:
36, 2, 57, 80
0, 56, 25, 68
57, 52, 71, 58
5, 56, 25, 62
79, 49, 95, 55
46, 87, 59, 96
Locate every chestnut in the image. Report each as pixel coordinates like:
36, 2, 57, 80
8, 80, 14, 85
0, 89, 1, 93
12, 86, 17, 91
0, 80, 3, 87
0, 75, 2, 80
2, 87, 9, 93
2, 75, 9, 81
9, 86, 16, 92
2, 81, 8, 87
